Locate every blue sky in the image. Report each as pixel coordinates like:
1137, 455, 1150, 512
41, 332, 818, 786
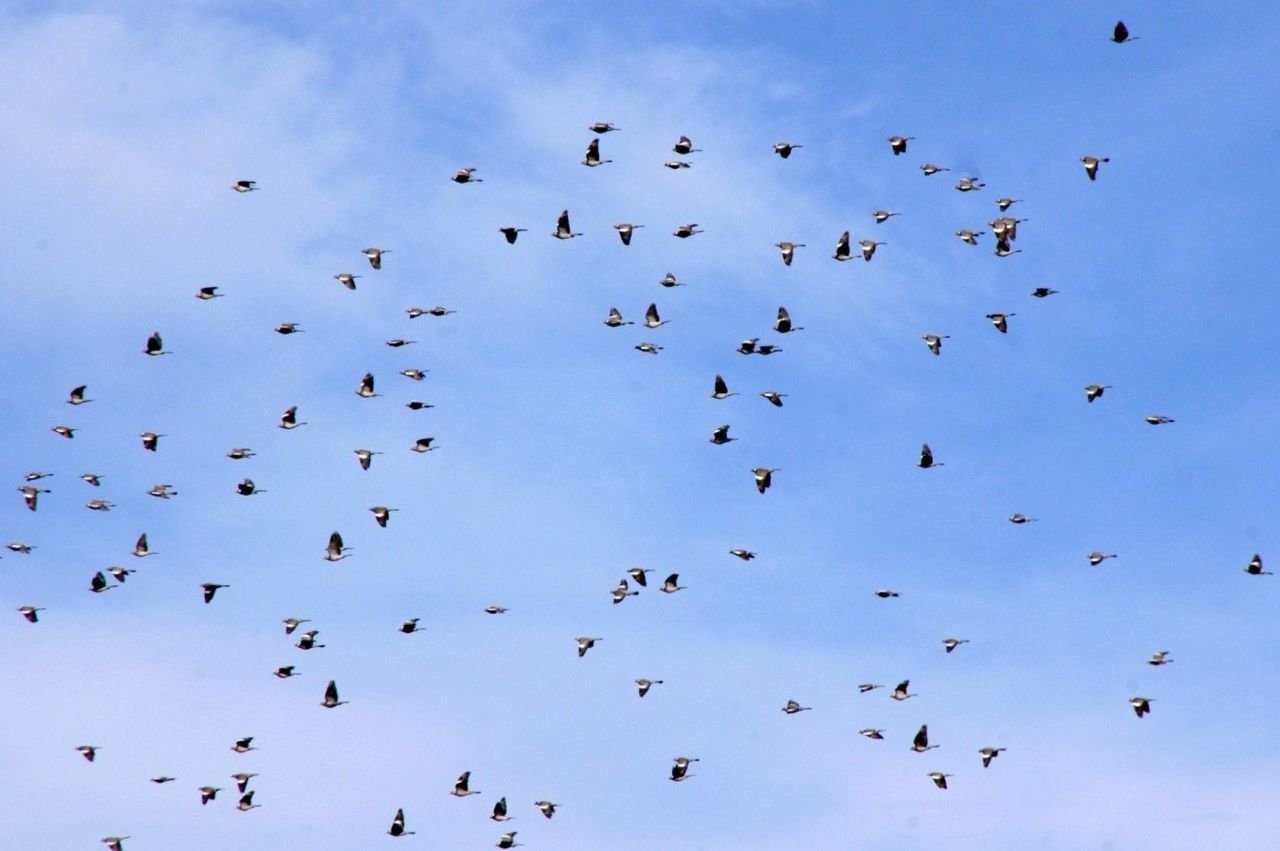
2, 3, 1279, 849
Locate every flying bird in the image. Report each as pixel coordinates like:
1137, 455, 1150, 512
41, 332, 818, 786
782, 700, 812, 714
582, 138, 611, 167
670, 756, 698, 782
576, 637, 602, 657
144, 332, 170, 356
140, 431, 164, 450
918, 443, 942, 468
90, 571, 114, 593
634, 342, 663, 355
201, 583, 228, 604
588, 122, 620, 133
452, 771, 481, 797
86, 499, 114, 512
496, 832, 521, 849
627, 567, 652, 587
673, 223, 703, 238
401, 368, 427, 381
499, 227, 526, 244
354, 448, 382, 470
986, 312, 1014, 333
399, 618, 421, 634
614, 223, 644, 245
67, 385, 92, 405
872, 210, 901, 224
412, 437, 436, 453
451, 167, 482, 183
774, 306, 803, 333
278, 407, 305, 429
911, 725, 938, 752
1088, 551, 1118, 566
672, 135, 701, 154
362, 247, 390, 269
1085, 384, 1112, 403
711, 375, 737, 399
19, 486, 49, 511
611, 578, 639, 604
833, 230, 853, 260
296, 630, 325, 650
101, 839, 130, 851
51, 425, 75, 439
923, 334, 949, 356
320, 680, 348, 708
710, 424, 735, 446
195, 285, 223, 300
275, 322, 303, 334
552, 210, 581, 239
491, 797, 512, 821
859, 239, 884, 261
227, 448, 255, 460
1130, 697, 1153, 718
282, 618, 310, 635
324, 532, 350, 562
663, 160, 691, 170
775, 241, 805, 266
231, 180, 257, 192
644, 303, 670, 328
1145, 415, 1175, 425
78, 745, 100, 761
729, 549, 755, 561
929, 772, 952, 790
875, 589, 900, 599
1081, 155, 1110, 181
888, 136, 913, 155
535, 801, 558, 819
388, 808, 415, 837
1245, 554, 1270, 575
920, 163, 949, 176
943, 638, 969, 654
231, 738, 256, 755
858, 683, 882, 694
738, 338, 758, 355
273, 666, 298, 679
1111, 21, 1138, 43
660, 573, 686, 593
980, 747, 1006, 768
370, 506, 398, 528
1148, 652, 1174, 666
760, 391, 787, 407
955, 177, 985, 192
199, 786, 222, 805
334, 273, 361, 290
752, 467, 777, 494
891, 681, 915, 701
772, 142, 802, 158
17, 606, 44, 623
1031, 287, 1059, 298
859, 728, 885, 740
636, 678, 663, 697
1008, 514, 1037, 524
956, 229, 984, 245
237, 791, 260, 811
659, 272, 685, 288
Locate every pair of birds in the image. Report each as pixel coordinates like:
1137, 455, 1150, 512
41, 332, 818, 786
713, 376, 787, 407
612, 571, 684, 602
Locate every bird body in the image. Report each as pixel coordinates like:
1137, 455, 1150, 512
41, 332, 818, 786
582, 137, 611, 167
773, 142, 802, 158
752, 467, 777, 494
324, 532, 350, 562
552, 210, 581, 239
1081, 155, 1110, 181
923, 334, 949, 356
775, 241, 805, 266
782, 699, 811, 714
614, 223, 644, 245
636, 678, 663, 697
576, 637, 601, 657
321, 679, 348, 707
912, 724, 938, 752
363, 247, 390, 269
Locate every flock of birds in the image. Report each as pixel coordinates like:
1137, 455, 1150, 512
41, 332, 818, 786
4, 18, 1266, 849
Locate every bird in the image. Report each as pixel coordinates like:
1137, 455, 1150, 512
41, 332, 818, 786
576, 636, 602, 657
729, 549, 755, 561
955, 177, 985, 192
535, 801, 558, 819
928, 772, 952, 790
552, 210, 581, 239
752, 467, 777, 494
920, 163, 949, 176
296, 630, 325, 650
911, 725, 938, 752
485, 606, 508, 615
614, 223, 644, 246
133, 533, 154, 557
401, 368, 427, 381
491, 797, 512, 821
634, 342, 663, 355
859, 239, 884, 261
711, 375, 737, 399
670, 756, 698, 782
231, 775, 256, 796
321, 679, 348, 708
872, 210, 901, 225
370, 506, 398, 528
17, 606, 44, 623
756, 344, 783, 356
627, 567, 652, 587
1148, 652, 1174, 666
859, 728, 885, 740
672, 135, 701, 154
888, 136, 913, 155
147, 483, 177, 499
760, 391, 787, 407
1081, 155, 1110, 181
891, 681, 915, 701
386, 338, 416, 348
237, 791, 260, 811
737, 338, 758, 355
199, 786, 222, 805
412, 437, 436, 453
231, 180, 257, 192
782, 699, 812, 714
1111, 20, 1138, 43
1008, 514, 1037, 524
980, 746, 1006, 768
354, 448, 382, 470
107, 566, 135, 584
710, 425, 736, 446
775, 241, 805, 266
275, 322, 303, 334
918, 443, 942, 468
89, 571, 113, 593
956, 229, 984, 245
150, 776, 176, 784
226, 486, 274, 512
7, 542, 34, 554
324, 532, 350, 562
1088, 551, 1118, 566
226, 448, 255, 460
582, 137, 611, 167
51, 425, 75, 439
144, 332, 170, 356
673, 223, 703, 238
278, 406, 305, 429
875, 589, 899, 599
140, 431, 164, 450
273, 666, 298, 679
362, 247, 390, 269
986, 312, 1014, 333
588, 122, 620, 133
195, 285, 223, 300
994, 239, 1022, 258
451, 167, 482, 183
659, 272, 685, 288
388, 808, 415, 837
23, 471, 53, 482
1031, 287, 1059, 298
67, 384, 92, 405
923, 334, 949, 356
496, 832, 521, 849
399, 617, 421, 634
833, 230, 854, 260
943, 638, 969, 654
334, 273, 361, 290
644, 303, 670, 328
499, 227, 527, 244
661, 573, 686, 593
86, 499, 114, 512
283, 617, 309, 635
452, 771, 481, 796
611, 579, 638, 604
772, 142, 802, 158
1085, 384, 1112, 403
101, 838, 130, 851
405, 401, 434, 410
77, 745, 99, 762
636, 678, 663, 697
1146, 415, 1175, 425
663, 160, 691, 170
996, 197, 1023, 212
231, 738, 256, 754
774, 306, 803, 333
1130, 697, 1154, 718
1245, 554, 1270, 575
201, 583, 228, 604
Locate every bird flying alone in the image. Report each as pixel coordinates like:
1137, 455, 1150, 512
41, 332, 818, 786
231, 180, 257, 192
636, 678, 663, 697
576, 637, 601, 657
1130, 697, 1153, 718
923, 334, 949, 356
1081, 155, 1110, 181
1112, 21, 1138, 43
144, 332, 170, 356
918, 443, 942, 468
388, 808, 414, 837
201, 583, 228, 604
